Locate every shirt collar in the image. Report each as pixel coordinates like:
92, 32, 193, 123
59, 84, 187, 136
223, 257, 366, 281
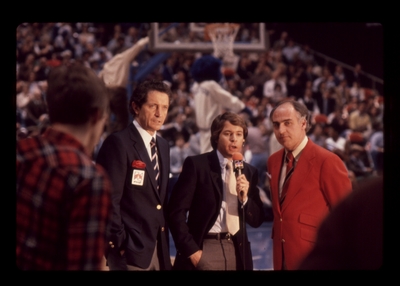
216, 150, 230, 169
43, 127, 88, 156
133, 119, 157, 144
287, 136, 308, 160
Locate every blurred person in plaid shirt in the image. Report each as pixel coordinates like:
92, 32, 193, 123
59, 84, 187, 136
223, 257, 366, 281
16, 63, 112, 270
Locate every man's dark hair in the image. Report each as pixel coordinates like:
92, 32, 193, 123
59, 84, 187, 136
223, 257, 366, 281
269, 99, 312, 132
128, 79, 172, 117
46, 63, 109, 125
210, 111, 248, 150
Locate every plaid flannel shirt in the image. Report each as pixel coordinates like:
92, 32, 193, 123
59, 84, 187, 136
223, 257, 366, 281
16, 128, 112, 270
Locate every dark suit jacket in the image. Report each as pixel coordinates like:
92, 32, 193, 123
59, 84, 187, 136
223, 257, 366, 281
96, 122, 172, 270
267, 139, 352, 270
167, 150, 265, 270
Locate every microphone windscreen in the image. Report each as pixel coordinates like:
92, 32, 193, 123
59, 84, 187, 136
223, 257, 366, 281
232, 152, 243, 161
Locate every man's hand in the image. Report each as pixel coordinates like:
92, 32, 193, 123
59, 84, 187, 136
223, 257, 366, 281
189, 250, 202, 267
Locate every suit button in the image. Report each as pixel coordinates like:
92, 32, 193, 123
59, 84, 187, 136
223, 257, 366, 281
161, 227, 165, 232
282, 239, 285, 243
156, 204, 162, 210
280, 218, 282, 222
109, 241, 113, 245
110, 245, 114, 248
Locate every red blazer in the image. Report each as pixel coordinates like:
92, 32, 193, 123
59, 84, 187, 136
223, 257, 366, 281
267, 138, 352, 270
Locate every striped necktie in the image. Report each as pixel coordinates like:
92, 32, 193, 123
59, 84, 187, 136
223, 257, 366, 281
150, 138, 160, 191
280, 152, 294, 204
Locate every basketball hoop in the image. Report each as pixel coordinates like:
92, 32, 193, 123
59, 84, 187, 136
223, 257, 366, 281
204, 23, 240, 72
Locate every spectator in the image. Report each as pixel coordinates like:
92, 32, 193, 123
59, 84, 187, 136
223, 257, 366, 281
349, 80, 365, 102
308, 122, 327, 148
106, 24, 125, 54
125, 26, 140, 47
298, 87, 320, 120
16, 63, 112, 270
169, 131, 189, 175
286, 72, 303, 100
297, 44, 315, 66
246, 118, 270, 191
315, 86, 337, 117
247, 60, 272, 99
162, 56, 176, 86
24, 88, 48, 130
263, 69, 288, 104
33, 56, 50, 81
282, 38, 301, 64
348, 100, 372, 139
324, 121, 349, 162
18, 52, 35, 82
272, 31, 288, 50
367, 122, 384, 175
46, 52, 62, 68
347, 144, 374, 180
33, 34, 54, 60
335, 78, 350, 106
347, 63, 365, 87
333, 64, 346, 86
190, 55, 245, 154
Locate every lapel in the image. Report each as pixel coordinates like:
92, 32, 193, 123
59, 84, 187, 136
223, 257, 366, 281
128, 123, 161, 199
281, 139, 315, 211
207, 150, 224, 202
270, 148, 285, 212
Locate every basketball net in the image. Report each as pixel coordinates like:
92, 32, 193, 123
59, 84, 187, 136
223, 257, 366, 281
205, 23, 240, 73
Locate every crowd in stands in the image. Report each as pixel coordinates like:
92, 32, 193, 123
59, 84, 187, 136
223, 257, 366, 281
16, 22, 384, 192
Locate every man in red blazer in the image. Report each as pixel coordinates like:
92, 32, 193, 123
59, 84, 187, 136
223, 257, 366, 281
267, 99, 352, 270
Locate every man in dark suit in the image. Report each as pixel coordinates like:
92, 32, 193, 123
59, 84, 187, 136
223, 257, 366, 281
96, 79, 172, 270
267, 100, 352, 270
167, 111, 265, 270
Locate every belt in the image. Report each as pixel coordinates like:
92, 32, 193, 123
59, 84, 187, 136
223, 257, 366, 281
204, 232, 232, 240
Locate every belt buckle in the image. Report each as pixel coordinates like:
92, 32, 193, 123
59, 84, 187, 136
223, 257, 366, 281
225, 233, 231, 240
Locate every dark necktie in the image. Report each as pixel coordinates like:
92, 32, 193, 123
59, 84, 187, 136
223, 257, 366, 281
150, 138, 160, 192
280, 152, 294, 204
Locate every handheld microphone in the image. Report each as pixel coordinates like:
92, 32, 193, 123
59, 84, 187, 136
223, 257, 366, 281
232, 152, 244, 198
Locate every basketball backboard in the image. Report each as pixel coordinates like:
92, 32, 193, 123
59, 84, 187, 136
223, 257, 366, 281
148, 22, 269, 54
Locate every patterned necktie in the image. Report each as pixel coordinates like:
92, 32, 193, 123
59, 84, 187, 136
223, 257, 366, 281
225, 161, 239, 235
150, 138, 160, 191
280, 152, 294, 204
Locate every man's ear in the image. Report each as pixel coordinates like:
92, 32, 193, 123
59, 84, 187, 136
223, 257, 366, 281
301, 117, 307, 129
131, 102, 139, 115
